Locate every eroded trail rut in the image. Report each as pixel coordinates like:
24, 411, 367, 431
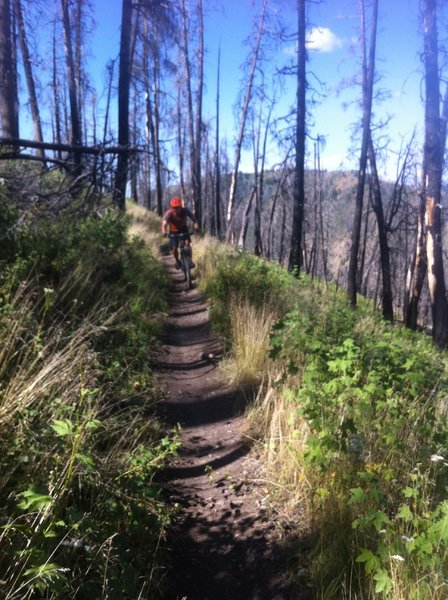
156, 256, 311, 600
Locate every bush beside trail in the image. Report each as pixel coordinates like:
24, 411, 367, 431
0, 199, 176, 599
200, 246, 448, 599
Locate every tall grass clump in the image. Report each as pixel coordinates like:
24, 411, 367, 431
198, 247, 298, 385
0, 203, 176, 599
127, 201, 163, 257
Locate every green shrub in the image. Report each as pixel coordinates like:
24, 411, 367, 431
203, 250, 296, 337
0, 210, 173, 599
269, 283, 448, 597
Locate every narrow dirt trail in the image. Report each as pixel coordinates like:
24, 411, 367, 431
156, 256, 312, 600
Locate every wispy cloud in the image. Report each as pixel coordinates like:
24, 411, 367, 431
306, 27, 344, 53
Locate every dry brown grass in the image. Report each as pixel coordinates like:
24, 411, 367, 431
127, 202, 163, 256
218, 294, 277, 385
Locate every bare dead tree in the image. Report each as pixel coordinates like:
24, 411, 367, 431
61, 0, 82, 173
179, 0, 203, 221
288, 0, 306, 273
114, 0, 133, 210
238, 187, 256, 248
0, 0, 19, 139
347, 0, 378, 306
226, 0, 268, 241
14, 0, 44, 158
421, 0, 448, 347
367, 133, 393, 320
51, 17, 63, 159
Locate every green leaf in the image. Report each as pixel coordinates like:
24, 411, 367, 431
371, 509, 391, 532
428, 511, 448, 545
374, 569, 393, 594
18, 489, 53, 511
403, 486, 416, 499
23, 562, 67, 592
396, 504, 413, 522
348, 487, 366, 505
355, 548, 379, 575
50, 418, 74, 437
76, 453, 95, 470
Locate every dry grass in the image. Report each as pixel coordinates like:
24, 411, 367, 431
193, 233, 234, 284
248, 373, 312, 513
127, 202, 163, 256
219, 294, 277, 385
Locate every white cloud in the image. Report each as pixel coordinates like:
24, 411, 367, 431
306, 27, 343, 53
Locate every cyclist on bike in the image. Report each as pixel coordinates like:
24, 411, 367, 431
162, 197, 199, 269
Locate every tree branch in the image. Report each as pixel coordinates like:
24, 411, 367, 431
0, 137, 141, 155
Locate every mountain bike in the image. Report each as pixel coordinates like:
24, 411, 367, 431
169, 231, 194, 290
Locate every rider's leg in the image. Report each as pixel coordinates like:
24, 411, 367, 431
170, 237, 181, 268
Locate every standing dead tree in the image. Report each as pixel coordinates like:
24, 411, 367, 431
0, 0, 19, 139
421, 0, 448, 346
347, 0, 378, 306
114, 0, 133, 210
179, 0, 204, 222
14, 0, 44, 158
61, 0, 82, 174
288, 0, 307, 274
367, 132, 393, 321
226, 0, 268, 242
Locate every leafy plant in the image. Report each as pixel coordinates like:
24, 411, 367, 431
0, 208, 175, 599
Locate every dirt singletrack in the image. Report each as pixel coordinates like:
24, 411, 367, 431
156, 255, 313, 600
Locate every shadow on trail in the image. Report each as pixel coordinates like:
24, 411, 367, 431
158, 387, 253, 428
162, 443, 249, 481
162, 503, 315, 600
158, 256, 315, 599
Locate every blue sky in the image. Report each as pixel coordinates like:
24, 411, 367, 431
83, 0, 426, 179
205, 0, 426, 179
195, 0, 425, 179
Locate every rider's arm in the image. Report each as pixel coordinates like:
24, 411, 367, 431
185, 209, 199, 232
161, 212, 169, 236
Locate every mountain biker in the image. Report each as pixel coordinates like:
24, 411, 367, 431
162, 197, 199, 269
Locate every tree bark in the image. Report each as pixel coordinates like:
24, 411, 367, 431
238, 188, 256, 248
114, 0, 133, 210
347, 0, 377, 306
288, 0, 306, 273
368, 134, 394, 321
214, 43, 222, 238
422, 0, 448, 347
194, 0, 204, 224
61, 0, 82, 173
51, 19, 62, 159
14, 0, 44, 157
0, 0, 19, 139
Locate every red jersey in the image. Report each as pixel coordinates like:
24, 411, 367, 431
163, 207, 196, 233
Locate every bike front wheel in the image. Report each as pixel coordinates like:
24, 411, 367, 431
180, 247, 193, 290
182, 256, 192, 289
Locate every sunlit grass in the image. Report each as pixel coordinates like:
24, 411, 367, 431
0, 210, 174, 599
219, 294, 277, 385
127, 201, 163, 256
